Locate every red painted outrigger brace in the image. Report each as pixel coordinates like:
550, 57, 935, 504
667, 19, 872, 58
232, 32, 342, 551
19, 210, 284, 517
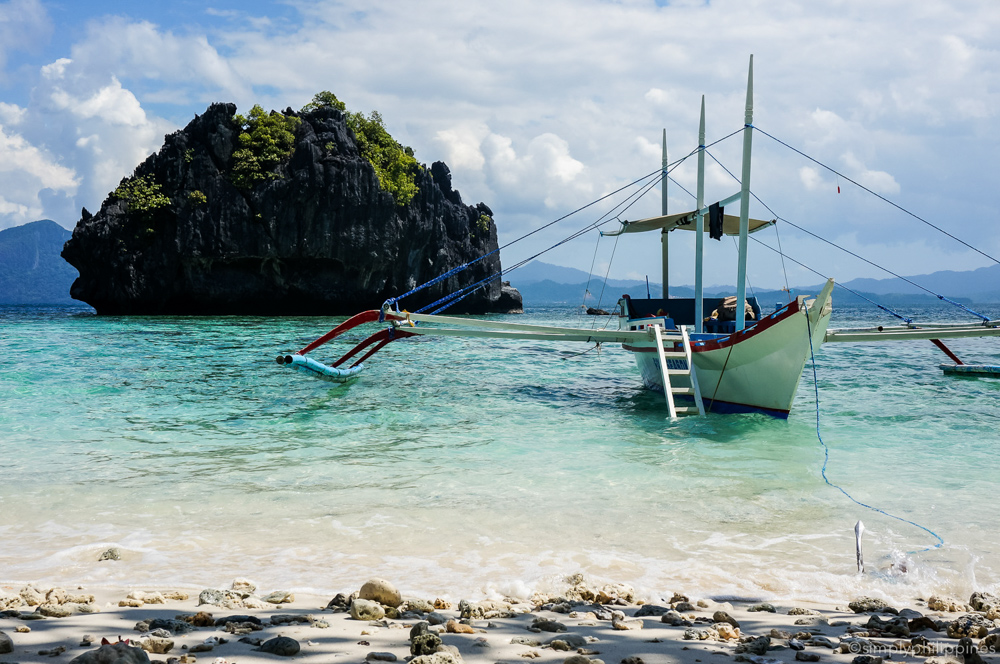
333, 327, 417, 368
291, 308, 416, 370
298, 309, 403, 355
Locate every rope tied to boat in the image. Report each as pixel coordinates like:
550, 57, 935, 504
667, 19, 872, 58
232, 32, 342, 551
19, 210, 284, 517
804, 303, 944, 556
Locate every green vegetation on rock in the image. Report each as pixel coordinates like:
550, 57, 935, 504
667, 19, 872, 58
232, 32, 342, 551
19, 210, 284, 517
302, 91, 420, 206
113, 175, 171, 220
188, 190, 207, 206
230, 105, 302, 189
476, 214, 491, 235
301, 91, 346, 113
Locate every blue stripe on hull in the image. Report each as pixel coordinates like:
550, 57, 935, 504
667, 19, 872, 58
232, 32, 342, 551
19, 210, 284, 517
704, 398, 790, 419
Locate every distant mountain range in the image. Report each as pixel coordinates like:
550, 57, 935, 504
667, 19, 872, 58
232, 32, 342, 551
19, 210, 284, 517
0, 220, 79, 305
508, 260, 1000, 306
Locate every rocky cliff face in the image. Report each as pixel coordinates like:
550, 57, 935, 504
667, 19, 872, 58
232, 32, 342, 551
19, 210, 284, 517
63, 103, 522, 315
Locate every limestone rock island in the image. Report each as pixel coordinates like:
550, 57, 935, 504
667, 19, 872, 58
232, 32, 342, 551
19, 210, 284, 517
63, 97, 522, 315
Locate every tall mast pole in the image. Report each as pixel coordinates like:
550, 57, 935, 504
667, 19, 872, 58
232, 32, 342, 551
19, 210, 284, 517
735, 55, 754, 332
660, 129, 669, 299
695, 96, 706, 333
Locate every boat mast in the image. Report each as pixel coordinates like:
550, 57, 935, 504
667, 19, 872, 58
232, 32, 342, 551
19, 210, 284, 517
735, 55, 754, 332
695, 96, 706, 333
660, 129, 669, 298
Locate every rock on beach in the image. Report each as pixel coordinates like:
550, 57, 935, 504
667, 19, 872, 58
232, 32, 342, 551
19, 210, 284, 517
360, 578, 402, 608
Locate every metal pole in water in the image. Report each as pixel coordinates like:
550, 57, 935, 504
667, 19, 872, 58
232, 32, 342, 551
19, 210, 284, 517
855, 520, 865, 574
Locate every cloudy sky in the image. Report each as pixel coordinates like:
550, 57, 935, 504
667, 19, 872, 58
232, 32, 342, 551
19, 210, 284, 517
1, 0, 998, 289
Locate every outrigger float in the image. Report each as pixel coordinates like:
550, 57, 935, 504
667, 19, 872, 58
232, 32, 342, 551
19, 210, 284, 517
278, 56, 1000, 417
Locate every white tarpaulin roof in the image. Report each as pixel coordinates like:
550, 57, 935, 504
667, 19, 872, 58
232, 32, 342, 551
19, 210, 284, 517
603, 210, 774, 236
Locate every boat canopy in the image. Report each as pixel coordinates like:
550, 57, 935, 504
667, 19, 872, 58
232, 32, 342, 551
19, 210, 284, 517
603, 209, 774, 237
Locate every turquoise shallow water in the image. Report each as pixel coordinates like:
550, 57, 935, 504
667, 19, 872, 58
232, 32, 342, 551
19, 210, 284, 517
1, 302, 998, 603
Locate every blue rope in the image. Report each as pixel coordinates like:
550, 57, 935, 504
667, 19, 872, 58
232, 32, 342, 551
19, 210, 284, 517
804, 307, 944, 555
419, 163, 669, 315
384, 167, 664, 311
389, 127, 749, 312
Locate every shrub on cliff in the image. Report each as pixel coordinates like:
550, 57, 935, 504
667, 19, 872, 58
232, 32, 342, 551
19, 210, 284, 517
112, 174, 171, 221
301, 91, 419, 207
230, 105, 302, 189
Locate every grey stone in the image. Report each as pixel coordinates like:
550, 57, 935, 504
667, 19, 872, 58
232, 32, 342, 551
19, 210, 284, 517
458, 599, 514, 619
138, 637, 173, 655
98, 548, 121, 561
808, 636, 838, 649
848, 597, 891, 614
262, 590, 294, 604
511, 636, 541, 647
0, 631, 12, 654
532, 618, 567, 633
661, 610, 691, 627
366, 653, 398, 662
400, 598, 435, 614
748, 603, 776, 613
735, 636, 771, 656
410, 633, 443, 656
198, 588, 242, 607
146, 619, 193, 635
358, 579, 403, 608
969, 592, 1000, 612
426, 611, 448, 625
713, 611, 740, 628
260, 636, 300, 657
795, 653, 820, 662
270, 614, 311, 625
325, 593, 351, 611
213, 614, 262, 626
866, 614, 909, 637
634, 605, 670, 617
947, 614, 992, 639
850, 656, 882, 664
69, 643, 151, 664
408, 653, 463, 664
546, 634, 587, 648
788, 608, 820, 616
37, 603, 74, 618
351, 599, 386, 621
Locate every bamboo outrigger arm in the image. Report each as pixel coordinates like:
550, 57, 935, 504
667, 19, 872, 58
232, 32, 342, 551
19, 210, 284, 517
825, 320, 1000, 342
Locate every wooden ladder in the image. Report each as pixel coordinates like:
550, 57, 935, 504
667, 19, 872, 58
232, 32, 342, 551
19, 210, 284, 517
652, 324, 706, 418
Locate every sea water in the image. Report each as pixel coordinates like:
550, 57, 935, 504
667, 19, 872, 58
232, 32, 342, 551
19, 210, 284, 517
1, 302, 998, 604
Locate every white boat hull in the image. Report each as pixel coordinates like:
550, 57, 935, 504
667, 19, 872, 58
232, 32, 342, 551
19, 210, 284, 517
623, 286, 833, 418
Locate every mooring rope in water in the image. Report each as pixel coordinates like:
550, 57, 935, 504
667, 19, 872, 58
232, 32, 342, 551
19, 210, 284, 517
803, 311, 944, 555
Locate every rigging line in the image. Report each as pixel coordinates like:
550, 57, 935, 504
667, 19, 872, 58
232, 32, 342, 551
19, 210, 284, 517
749, 235, 913, 323
706, 344, 734, 414
755, 125, 1000, 267
580, 233, 603, 326
591, 231, 622, 330
423, 172, 668, 314
776, 215, 990, 322
773, 221, 793, 303
705, 148, 989, 322
804, 303, 944, 555
416, 134, 732, 315
386, 168, 664, 309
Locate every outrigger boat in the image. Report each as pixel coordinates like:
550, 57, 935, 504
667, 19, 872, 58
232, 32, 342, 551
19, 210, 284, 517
278, 56, 1000, 418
